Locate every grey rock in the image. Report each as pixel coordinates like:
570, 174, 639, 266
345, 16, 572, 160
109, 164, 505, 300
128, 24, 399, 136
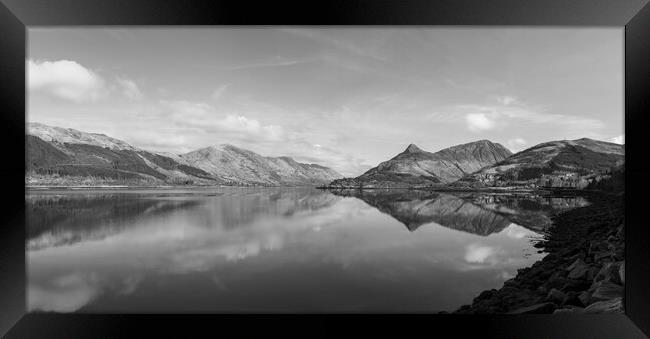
546, 288, 567, 304
561, 279, 591, 292
566, 258, 585, 271
590, 281, 623, 302
586, 266, 599, 281
594, 250, 615, 261
578, 291, 591, 306
563, 292, 584, 307
508, 302, 557, 314
546, 276, 567, 290
567, 259, 590, 280
615, 224, 624, 238
619, 261, 625, 285
584, 297, 623, 314
594, 262, 622, 284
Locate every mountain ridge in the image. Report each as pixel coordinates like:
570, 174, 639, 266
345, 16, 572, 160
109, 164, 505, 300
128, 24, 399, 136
181, 143, 342, 186
457, 138, 624, 189
328, 139, 512, 188
26, 123, 624, 190
26, 123, 342, 186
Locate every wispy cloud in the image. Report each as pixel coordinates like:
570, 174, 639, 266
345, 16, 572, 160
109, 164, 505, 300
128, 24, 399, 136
210, 84, 230, 100
116, 78, 143, 100
279, 28, 390, 62
220, 57, 317, 71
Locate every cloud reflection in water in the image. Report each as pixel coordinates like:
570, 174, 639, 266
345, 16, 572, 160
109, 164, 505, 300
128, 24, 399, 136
27, 188, 586, 312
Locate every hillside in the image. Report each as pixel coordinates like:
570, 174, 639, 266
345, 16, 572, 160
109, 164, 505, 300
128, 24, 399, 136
457, 138, 624, 189
26, 123, 342, 186
327, 140, 512, 188
181, 144, 342, 186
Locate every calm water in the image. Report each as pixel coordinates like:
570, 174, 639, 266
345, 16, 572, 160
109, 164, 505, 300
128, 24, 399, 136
26, 187, 589, 313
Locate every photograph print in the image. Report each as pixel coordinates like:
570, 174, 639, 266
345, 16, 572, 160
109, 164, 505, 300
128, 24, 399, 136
26, 27, 625, 314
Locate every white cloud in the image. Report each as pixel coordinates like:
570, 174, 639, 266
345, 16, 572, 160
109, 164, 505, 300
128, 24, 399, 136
610, 134, 624, 144
159, 100, 288, 143
220, 115, 286, 141
465, 113, 496, 132
28, 59, 106, 102
116, 78, 143, 100
458, 97, 605, 135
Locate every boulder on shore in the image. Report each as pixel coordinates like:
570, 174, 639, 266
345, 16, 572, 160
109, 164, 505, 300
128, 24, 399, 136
584, 297, 623, 314
545, 288, 567, 304
590, 281, 624, 302
566, 259, 590, 280
594, 261, 622, 284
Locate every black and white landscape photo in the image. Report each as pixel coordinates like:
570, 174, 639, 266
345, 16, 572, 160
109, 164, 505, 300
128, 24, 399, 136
26, 28, 625, 314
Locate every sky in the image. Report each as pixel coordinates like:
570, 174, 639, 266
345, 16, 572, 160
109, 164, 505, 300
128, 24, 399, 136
28, 27, 624, 176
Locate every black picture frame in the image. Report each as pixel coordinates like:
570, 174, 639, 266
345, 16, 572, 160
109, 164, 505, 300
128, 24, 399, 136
1, 0, 649, 338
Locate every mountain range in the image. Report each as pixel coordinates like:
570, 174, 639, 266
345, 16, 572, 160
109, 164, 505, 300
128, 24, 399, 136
327, 138, 624, 190
26, 123, 342, 186
328, 140, 513, 188
182, 145, 341, 186
26, 122, 624, 190
456, 138, 624, 189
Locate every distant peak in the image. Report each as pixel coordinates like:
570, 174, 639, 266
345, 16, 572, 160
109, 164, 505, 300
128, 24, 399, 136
218, 143, 243, 150
466, 139, 496, 147
404, 144, 423, 153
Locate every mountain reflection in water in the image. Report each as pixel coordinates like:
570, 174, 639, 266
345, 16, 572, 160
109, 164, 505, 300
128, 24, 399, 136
26, 187, 589, 313
327, 189, 590, 234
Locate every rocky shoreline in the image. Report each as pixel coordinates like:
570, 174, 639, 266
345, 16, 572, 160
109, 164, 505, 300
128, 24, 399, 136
453, 192, 624, 314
